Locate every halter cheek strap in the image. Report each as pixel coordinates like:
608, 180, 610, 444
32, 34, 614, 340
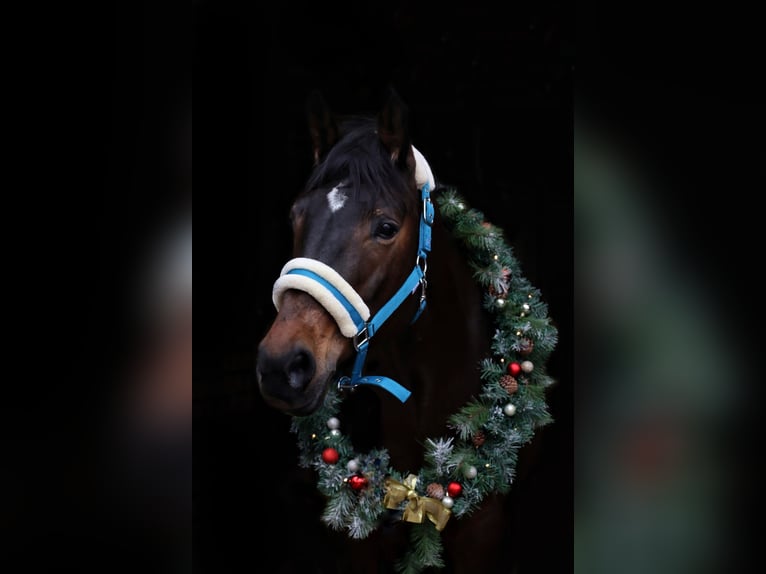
272, 167, 435, 404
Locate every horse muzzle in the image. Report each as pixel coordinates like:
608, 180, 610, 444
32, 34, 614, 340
256, 289, 348, 414
258, 343, 336, 415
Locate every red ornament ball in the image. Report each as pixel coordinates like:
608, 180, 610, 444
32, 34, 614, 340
446, 481, 463, 498
321, 448, 339, 464
508, 362, 522, 376
348, 475, 369, 490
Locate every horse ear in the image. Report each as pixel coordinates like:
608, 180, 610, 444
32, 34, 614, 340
378, 88, 412, 172
306, 90, 338, 165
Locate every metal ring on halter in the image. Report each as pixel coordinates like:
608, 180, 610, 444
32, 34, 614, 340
415, 255, 428, 276
337, 375, 356, 391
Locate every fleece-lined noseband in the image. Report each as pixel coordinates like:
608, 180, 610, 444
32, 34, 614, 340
271, 146, 436, 402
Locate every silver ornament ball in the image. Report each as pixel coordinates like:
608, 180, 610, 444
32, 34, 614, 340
326, 417, 341, 430
442, 495, 454, 509
503, 403, 517, 416
521, 360, 534, 373
346, 459, 360, 473
522, 303, 531, 313
464, 465, 478, 479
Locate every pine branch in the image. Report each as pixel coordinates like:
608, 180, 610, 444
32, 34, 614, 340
397, 523, 446, 573
322, 488, 355, 530
448, 400, 491, 440
423, 437, 455, 478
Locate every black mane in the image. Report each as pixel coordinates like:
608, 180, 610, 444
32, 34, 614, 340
304, 117, 415, 215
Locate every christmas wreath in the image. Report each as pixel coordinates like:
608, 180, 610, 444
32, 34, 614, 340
291, 189, 558, 572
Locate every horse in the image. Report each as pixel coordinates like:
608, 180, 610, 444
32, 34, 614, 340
256, 90, 523, 573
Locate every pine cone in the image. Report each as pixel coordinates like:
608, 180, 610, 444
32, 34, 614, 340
426, 483, 445, 500
518, 338, 534, 356
500, 375, 518, 395
472, 430, 486, 447
488, 283, 509, 298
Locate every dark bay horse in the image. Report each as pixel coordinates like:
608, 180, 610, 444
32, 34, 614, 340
257, 91, 517, 573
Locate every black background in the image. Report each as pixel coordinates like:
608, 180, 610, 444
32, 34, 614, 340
6, 0, 766, 572
578, 5, 766, 571
194, 1, 572, 573
4, 4, 192, 573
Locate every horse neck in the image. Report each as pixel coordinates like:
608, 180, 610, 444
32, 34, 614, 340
366, 216, 492, 471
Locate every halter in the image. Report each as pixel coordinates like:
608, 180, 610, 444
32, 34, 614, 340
272, 147, 436, 403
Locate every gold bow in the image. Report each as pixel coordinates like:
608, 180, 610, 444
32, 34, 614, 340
383, 474, 451, 531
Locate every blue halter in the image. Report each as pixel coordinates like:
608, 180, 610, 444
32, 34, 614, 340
335, 181, 434, 402
281, 182, 433, 403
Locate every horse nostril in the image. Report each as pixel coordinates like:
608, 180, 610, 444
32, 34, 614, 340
285, 349, 315, 391
256, 345, 317, 402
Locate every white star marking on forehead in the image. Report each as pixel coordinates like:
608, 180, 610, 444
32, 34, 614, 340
327, 185, 348, 213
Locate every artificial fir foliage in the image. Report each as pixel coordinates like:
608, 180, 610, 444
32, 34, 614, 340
290, 188, 558, 572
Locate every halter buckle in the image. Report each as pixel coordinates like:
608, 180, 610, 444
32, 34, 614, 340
337, 376, 357, 392
353, 325, 370, 351
423, 196, 434, 225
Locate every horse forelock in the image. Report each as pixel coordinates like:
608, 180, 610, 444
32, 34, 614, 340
303, 117, 417, 217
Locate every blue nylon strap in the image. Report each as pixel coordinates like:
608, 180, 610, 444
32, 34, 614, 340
337, 346, 412, 402
419, 182, 433, 258
356, 375, 412, 402
365, 266, 424, 337
285, 269, 367, 332
411, 295, 427, 324
409, 182, 432, 325
337, 182, 433, 402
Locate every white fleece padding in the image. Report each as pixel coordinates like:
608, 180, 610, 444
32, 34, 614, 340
412, 145, 435, 191
272, 257, 370, 338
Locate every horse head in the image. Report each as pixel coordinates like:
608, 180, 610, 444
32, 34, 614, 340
256, 90, 428, 415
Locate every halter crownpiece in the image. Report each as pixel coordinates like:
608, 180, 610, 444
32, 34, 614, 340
271, 146, 436, 403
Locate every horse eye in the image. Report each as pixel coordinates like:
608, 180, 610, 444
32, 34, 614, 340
375, 221, 399, 240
